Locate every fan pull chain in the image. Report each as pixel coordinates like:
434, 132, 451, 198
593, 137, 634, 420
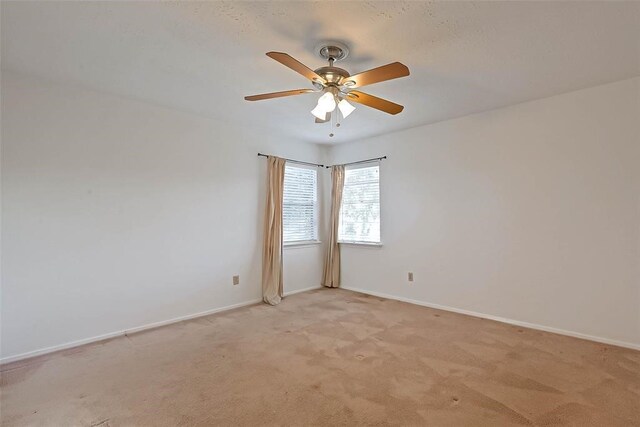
329, 106, 335, 138
330, 95, 342, 138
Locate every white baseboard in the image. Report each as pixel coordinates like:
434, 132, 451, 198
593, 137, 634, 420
341, 286, 640, 351
6, 285, 634, 365
284, 285, 322, 296
1, 286, 325, 366
0, 298, 263, 365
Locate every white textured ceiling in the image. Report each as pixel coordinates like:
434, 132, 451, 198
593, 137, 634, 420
2, 1, 639, 144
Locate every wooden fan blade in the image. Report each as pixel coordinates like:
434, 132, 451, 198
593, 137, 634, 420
346, 91, 404, 115
266, 52, 326, 84
315, 112, 331, 123
343, 62, 409, 89
245, 89, 315, 101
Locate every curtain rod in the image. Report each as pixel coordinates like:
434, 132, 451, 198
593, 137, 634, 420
326, 156, 387, 168
257, 153, 325, 168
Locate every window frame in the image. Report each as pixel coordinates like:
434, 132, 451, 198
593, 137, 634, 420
338, 162, 382, 246
282, 162, 321, 247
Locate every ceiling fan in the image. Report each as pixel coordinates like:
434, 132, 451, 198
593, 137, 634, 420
244, 43, 410, 127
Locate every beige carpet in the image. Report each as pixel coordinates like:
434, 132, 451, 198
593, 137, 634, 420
1, 288, 639, 426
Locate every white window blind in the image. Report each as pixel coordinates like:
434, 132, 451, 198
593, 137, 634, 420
283, 164, 318, 244
339, 164, 381, 244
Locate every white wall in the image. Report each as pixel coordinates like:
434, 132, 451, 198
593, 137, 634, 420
1, 72, 327, 361
3, 73, 638, 362
328, 77, 640, 347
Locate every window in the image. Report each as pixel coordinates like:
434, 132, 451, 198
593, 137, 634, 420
339, 164, 381, 244
283, 164, 318, 244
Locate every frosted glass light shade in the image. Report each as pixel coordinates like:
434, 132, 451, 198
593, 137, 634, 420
338, 99, 356, 118
311, 105, 328, 120
317, 92, 337, 112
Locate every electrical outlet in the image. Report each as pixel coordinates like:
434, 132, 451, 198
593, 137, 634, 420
408, 272, 414, 282
233, 275, 240, 286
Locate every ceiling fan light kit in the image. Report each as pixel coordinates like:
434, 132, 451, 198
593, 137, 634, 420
245, 42, 410, 138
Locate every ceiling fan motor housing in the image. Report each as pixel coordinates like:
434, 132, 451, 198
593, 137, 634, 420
313, 66, 350, 87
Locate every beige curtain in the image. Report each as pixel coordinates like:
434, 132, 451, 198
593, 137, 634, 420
322, 165, 345, 288
262, 156, 286, 305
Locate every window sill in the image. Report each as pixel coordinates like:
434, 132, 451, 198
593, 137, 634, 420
284, 240, 322, 249
339, 241, 383, 247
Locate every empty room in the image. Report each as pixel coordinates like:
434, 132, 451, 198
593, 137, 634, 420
1, 1, 639, 426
